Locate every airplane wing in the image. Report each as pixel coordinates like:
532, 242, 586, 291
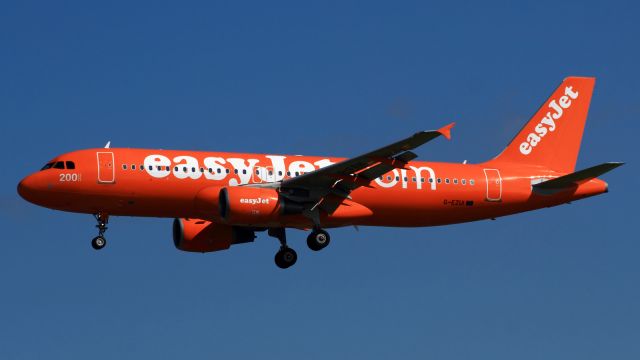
277, 123, 455, 215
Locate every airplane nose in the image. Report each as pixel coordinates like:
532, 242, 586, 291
17, 175, 38, 202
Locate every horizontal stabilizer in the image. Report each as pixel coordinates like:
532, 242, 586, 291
533, 162, 624, 190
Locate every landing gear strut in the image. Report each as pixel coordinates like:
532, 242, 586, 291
307, 228, 330, 251
269, 228, 297, 269
91, 213, 109, 250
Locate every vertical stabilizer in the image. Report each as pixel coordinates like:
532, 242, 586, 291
489, 77, 595, 173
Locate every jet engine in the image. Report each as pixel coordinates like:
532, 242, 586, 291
172, 218, 255, 253
218, 187, 303, 225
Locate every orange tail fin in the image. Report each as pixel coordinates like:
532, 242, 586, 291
488, 77, 595, 173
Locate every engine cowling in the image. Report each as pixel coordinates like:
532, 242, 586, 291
172, 218, 255, 253
194, 186, 223, 218
219, 187, 302, 225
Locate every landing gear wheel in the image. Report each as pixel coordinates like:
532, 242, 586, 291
307, 229, 330, 251
91, 236, 107, 250
92, 213, 109, 250
274, 247, 297, 269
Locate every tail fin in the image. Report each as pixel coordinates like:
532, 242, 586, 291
489, 77, 596, 173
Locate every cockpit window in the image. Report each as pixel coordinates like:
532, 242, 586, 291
41, 162, 54, 171
41, 160, 75, 170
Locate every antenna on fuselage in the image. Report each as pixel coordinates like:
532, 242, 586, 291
104, 141, 111, 149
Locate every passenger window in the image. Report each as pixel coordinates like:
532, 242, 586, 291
200, 167, 204, 173
53, 161, 65, 169
421, 178, 425, 183
396, 176, 400, 181
255, 169, 260, 175
226, 169, 230, 174
191, 167, 196, 173
453, 178, 458, 184
462, 179, 466, 185
148, 165, 153, 170
412, 177, 416, 182
429, 178, 434, 183
131, 164, 136, 170
286, 171, 291, 176
122, 164, 127, 170
66, 161, 76, 169
437, 178, 442, 184
445, 178, 450, 184
470, 179, 475, 185
183, 167, 187, 172
208, 168, 213, 173
242, 169, 247, 174
140, 165, 144, 171
234, 169, 238, 174
174, 166, 178, 172
403, 177, 408, 181
278, 171, 283, 176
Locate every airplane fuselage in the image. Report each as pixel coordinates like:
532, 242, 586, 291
18, 148, 607, 228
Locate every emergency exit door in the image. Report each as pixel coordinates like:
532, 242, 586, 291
483, 168, 502, 201
97, 152, 115, 184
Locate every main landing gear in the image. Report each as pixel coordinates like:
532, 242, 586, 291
268, 227, 332, 269
269, 228, 297, 269
91, 213, 109, 250
306, 228, 330, 251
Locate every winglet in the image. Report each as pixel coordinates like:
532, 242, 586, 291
437, 122, 455, 140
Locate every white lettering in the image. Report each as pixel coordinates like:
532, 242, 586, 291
288, 161, 315, 176
173, 156, 201, 180
519, 85, 578, 155
202, 157, 227, 180
144, 155, 171, 178
374, 169, 399, 188
409, 166, 436, 190
558, 95, 571, 108
227, 158, 259, 185
549, 100, 563, 120
260, 155, 286, 182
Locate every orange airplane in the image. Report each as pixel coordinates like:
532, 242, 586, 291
18, 77, 622, 268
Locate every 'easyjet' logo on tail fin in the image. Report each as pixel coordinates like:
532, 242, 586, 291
519, 86, 580, 155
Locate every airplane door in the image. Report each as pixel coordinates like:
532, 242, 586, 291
264, 166, 275, 183
97, 152, 115, 184
252, 166, 275, 183
483, 168, 502, 201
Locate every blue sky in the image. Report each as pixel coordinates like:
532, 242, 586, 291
1, 1, 638, 358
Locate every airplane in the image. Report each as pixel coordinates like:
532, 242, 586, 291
17, 77, 623, 269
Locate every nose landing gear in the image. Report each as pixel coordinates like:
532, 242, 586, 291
91, 213, 109, 250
